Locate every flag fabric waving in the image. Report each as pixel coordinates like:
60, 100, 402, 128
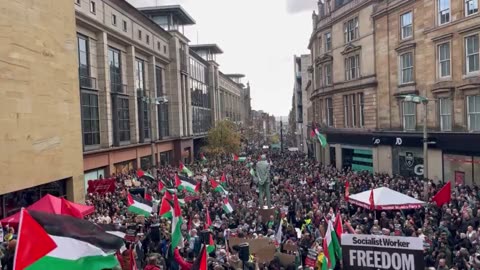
220, 173, 227, 186
369, 189, 375, 210
321, 220, 342, 270
344, 181, 350, 201
232, 154, 239, 161
334, 212, 343, 237
127, 193, 153, 217
222, 198, 234, 214
192, 246, 208, 270
14, 209, 57, 270
205, 209, 215, 253
171, 194, 184, 251
137, 170, 155, 181
314, 129, 327, 148
275, 218, 283, 246
159, 192, 173, 218
179, 163, 194, 177
175, 174, 198, 193
200, 153, 207, 163
210, 179, 228, 195
432, 182, 452, 207
20, 210, 124, 270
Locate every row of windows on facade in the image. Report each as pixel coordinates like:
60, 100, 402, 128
78, 36, 169, 147
314, 34, 479, 88
316, 0, 478, 56
76, 0, 168, 54
314, 94, 480, 132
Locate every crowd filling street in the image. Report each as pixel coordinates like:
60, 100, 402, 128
2, 147, 480, 270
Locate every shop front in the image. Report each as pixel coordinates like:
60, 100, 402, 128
323, 131, 374, 170
114, 159, 137, 174
0, 179, 67, 218
392, 147, 424, 178
443, 154, 480, 185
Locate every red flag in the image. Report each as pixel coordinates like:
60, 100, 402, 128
345, 181, 350, 201
192, 246, 208, 270
60, 198, 83, 218
129, 247, 138, 270
369, 189, 375, 210
221, 172, 227, 184
432, 182, 451, 207
145, 193, 152, 202
127, 193, 134, 206
137, 169, 145, 178
14, 209, 57, 270
310, 129, 316, 138
335, 212, 343, 237
232, 154, 239, 161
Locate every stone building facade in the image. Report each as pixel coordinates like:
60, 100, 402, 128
373, 0, 480, 183
309, 0, 378, 172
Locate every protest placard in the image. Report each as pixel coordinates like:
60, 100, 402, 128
341, 234, 424, 270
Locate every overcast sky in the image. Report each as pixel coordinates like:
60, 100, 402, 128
128, 0, 316, 117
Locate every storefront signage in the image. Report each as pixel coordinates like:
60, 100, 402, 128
87, 178, 116, 194
414, 165, 424, 176
342, 234, 424, 270
395, 137, 403, 146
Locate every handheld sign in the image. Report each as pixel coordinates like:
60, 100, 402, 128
341, 234, 424, 270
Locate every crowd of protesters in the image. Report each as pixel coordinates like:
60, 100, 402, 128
4, 146, 480, 270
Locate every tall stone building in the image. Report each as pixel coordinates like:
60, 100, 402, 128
292, 54, 312, 153
0, 0, 84, 210
309, 0, 378, 172
373, 0, 480, 183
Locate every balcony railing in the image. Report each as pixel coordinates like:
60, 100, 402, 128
111, 83, 127, 94
79, 76, 97, 89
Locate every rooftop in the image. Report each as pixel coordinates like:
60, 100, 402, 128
225, 74, 245, 78
138, 5, 196, 25
190, 44, 224, 54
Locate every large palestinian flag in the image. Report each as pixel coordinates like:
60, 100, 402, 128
127, 193, 153, 217
179, 162, 194, 177
175, 174, 200, 193
210, 179, 228, 195
16, 210, 124, 270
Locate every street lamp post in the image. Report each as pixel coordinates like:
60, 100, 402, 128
143, 92, 168, 178
404, 94, 429, 199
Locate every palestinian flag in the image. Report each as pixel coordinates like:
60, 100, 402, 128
192, 246, 208, 270
314, 128, 327, 148
127, 193, 153, 217
220, 172, 227, 185
232, 154, 246, 162
171, 194, 184, 251
222, 198, 234, 214
179, 162, 194, 177
200, 153, 207, 163
205, 209, 215, 254
137, 169, 155, 181
18, 210, 124, 270
159, 192, 173, 219
321, 220, 342, 270
210, 179, 228, 195
175, 174, 199, 193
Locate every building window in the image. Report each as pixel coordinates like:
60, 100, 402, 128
358, 93, 365, 127
315, 65, 322, 88
325, 32, 332, 52
438, 42, 451, 78
399, 52, 414, 84
351, 94, 357, 127
467, 95, 480, 131
112, 14, 117, 26
326, 97, 334, 127
81, 93, 100, 146
439, 97, 452, 131
118, 97, 130, 142
403, 101, 416, 131
343, 95, 349, 127
90, 0, 96, 14
466, 35, 479, 74
324, 63, 332, 85
157, 42, 161, 50
438, 0, 450, 25
345, 54, 360, 81
344, 17, 359, 43
400, 11, 413, 40
156, 66, 169, 138
146, 35, 150, 44
138, 30, 142, 40
465, 0, 479, 16
122, 20, 127, 32
108, 48, 123, 93
135, 59, 145, 91
75, 0, 80, 5
164, 45, 167, 54
77, 35, 91, 88
137, 93, 150, 141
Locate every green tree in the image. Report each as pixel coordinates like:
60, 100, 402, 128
205, 120, 241, 155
